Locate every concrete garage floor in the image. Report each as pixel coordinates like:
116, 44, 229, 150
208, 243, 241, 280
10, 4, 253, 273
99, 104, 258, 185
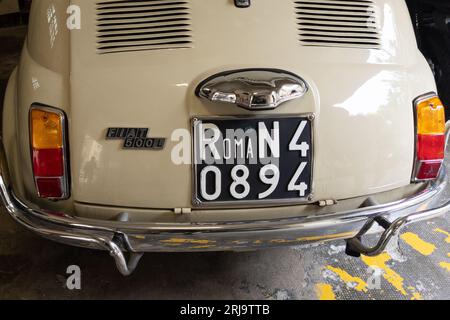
0, 26, 449, 300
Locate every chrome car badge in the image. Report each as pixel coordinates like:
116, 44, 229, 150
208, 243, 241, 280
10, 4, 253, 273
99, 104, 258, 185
106, 128, 166, 150
196, 69, 308, 111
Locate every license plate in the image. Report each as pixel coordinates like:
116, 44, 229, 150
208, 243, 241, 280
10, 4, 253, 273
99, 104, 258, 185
193, 116, 313, 206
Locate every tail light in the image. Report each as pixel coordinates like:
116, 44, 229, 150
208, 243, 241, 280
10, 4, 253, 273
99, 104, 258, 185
30, 105, 69, 199
413, 94, 446, 181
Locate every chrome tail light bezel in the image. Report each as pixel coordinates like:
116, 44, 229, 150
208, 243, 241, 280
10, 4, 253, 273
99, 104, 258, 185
29, 104, 70, 200
412, 93, 446, 183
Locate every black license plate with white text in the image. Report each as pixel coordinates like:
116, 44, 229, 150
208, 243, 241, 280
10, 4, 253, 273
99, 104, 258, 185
193, 116, 313, 206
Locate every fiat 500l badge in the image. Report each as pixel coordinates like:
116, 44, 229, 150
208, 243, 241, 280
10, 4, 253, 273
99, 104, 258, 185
106, 127, 166, 150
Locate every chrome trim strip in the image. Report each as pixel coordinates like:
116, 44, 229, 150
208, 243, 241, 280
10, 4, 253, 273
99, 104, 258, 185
445, 120, 450, 149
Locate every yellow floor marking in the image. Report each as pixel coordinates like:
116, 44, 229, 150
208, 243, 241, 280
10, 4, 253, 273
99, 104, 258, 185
408, 286, 423, 300
361, 253, 408, 296
326, 266, 368, 292
400, 232, 436, 256
439, 262, 450, 273
434, 228, 450, 243
315, 283, 336, 300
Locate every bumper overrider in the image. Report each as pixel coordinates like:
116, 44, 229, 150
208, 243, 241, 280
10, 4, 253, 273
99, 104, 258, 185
1, 135, 450, 276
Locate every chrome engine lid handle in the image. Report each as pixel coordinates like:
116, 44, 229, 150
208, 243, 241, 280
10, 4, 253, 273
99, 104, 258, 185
197, 69, 308, 111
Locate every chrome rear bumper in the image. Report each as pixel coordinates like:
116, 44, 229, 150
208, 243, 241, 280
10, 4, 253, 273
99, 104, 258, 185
1, 142, 450, 275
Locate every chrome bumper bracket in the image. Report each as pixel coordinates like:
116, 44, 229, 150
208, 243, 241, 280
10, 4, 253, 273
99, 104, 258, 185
108, 240, 144, 276
345, 216, 405, 257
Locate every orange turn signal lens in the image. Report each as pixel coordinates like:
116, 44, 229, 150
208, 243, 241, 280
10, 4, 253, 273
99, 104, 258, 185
31, 108, 63, 149
417, 96, 446, 135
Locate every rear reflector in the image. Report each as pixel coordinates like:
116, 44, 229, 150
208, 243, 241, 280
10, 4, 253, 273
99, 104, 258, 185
413, 94, 446, 181
30, 106, 69, 199
35, 178, 64, 198
416, 161, 443, 180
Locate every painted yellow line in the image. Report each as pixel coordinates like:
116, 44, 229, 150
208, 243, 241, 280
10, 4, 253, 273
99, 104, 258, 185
362, 253, 407, 296
400, 232, 436, 256
326, 266, 368, 293
439, 262, 450, 273
315, 283, 336, 300
434, 228, 450, 243
408, 286, 423, 300
362, 253, 423, 300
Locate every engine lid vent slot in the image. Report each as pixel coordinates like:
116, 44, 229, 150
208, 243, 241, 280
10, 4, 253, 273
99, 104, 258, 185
96, 0, 193, 54
295, 0, 381, 49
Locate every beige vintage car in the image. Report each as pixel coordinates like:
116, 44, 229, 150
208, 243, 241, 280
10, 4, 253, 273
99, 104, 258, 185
1, 0, 450, 275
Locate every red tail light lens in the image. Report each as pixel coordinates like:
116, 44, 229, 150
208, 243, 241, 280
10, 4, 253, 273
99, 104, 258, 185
32, 149, 64, 176
417, 134, 446, 161
413, 94, 446, 181
30, 106, 69, 199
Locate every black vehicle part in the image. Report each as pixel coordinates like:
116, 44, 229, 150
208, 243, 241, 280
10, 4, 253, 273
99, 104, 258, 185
407, 0, 450, 120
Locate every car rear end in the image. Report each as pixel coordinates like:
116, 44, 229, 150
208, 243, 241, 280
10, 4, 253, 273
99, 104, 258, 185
1, 0, 449, 275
